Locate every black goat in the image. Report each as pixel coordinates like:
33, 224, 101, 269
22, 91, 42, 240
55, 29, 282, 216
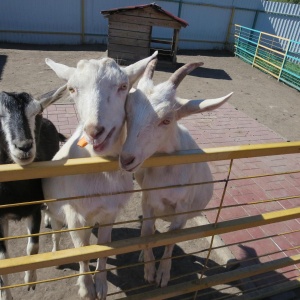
0, 85, 66, 299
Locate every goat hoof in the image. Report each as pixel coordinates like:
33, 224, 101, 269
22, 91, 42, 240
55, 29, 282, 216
155, 268, 170, 288
144, 264, 156, 283
77, 275, 96, 300
27, 284, 36, 291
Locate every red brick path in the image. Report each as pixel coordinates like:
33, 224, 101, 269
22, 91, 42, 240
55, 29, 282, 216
44, 101, 300, 287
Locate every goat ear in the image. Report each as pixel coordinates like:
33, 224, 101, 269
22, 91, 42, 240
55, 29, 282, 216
45, 58, 76, 81
176, 92, 233, 119
123, 51, 158, 87
38, 84, 67, 110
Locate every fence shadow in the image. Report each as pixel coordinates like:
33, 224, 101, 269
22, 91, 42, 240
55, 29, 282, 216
107, 227, 242, 299
55, 229, 298, 298
230, 244, 298, 299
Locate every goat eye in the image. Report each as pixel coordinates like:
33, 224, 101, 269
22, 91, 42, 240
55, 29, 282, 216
160, 119, 171, 126
118, 84, 128, 91
68, 87, 76, 94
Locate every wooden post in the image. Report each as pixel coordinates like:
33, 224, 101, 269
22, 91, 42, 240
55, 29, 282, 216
172, 29, 179, 63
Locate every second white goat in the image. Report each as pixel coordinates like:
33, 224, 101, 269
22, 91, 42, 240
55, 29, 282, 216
120, 59, 233, 287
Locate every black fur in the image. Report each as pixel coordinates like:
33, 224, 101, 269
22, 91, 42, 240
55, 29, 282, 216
0, 91, 63, 285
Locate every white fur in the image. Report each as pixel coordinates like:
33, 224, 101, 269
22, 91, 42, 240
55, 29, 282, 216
120, 60, 233, 287
42, 53, 157, 300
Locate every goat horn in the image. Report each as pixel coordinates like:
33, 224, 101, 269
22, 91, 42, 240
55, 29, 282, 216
143, 58, 158, 80
39, 84, 67, 110
169, 62, 204, 88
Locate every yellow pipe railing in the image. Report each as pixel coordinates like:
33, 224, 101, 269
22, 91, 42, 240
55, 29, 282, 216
1, 141, 299, 182
0, 206, 299, 275
0, 141, 299, 298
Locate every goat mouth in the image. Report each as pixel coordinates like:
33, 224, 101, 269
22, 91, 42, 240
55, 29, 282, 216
13, 154, 34, 165
93, 127, 115, 152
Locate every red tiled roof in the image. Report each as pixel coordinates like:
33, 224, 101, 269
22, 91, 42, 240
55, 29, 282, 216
101, 3, 188, 27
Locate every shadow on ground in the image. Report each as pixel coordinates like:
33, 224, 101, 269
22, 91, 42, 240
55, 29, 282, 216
0, 55, 7, 81
58, 227, 243, 299
56, 228, 299, 299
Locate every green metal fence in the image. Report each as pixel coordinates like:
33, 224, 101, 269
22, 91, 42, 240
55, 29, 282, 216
234, 24, 300, 91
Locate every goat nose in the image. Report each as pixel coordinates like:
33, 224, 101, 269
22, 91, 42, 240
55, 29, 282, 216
84, 124, 105, 140
14, 140, 33, 152
120, 154, 135, 167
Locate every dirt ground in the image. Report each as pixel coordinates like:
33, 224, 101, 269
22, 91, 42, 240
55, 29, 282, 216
0, 43, 299, 300
1, 43, 299, 141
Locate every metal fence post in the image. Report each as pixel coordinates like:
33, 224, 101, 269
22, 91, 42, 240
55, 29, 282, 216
225, 7, 235, 51
81, 0, 85, 44
253, 31, 262, 66
278, 39, 291, 82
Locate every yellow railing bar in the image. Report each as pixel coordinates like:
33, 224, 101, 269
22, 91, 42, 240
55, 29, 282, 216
260, 31, 290, 41
231, 276, 300, 300
2, 194, 300, 242
0, 141, 299, 182
257, 43, 285, 56
253, 31, 262, 65
120, 258, 300, 300
255, 55, 282, 69
0, 206, 299, 275
253, 62, 280, 79
278, 39, 291, 81
234, 24, 290, 41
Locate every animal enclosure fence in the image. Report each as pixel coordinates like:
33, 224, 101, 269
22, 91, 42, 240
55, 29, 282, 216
0, 141, 300, 299
234, 24, 300, 91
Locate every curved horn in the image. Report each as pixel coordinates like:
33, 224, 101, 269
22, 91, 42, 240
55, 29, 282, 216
143, 58, 158, 80
39, 84, 67, 110
169, 62, 204, 88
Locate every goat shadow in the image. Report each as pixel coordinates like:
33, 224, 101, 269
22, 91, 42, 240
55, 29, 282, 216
0, 55, 7, 81
230, 244, 300, 299
58, 227, 244, 299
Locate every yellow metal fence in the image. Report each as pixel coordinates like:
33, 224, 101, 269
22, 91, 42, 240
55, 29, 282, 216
0, 141, 300, 299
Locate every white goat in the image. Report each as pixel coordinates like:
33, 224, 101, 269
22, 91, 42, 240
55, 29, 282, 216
120, 59, 233, 287
42, 53, 157, 300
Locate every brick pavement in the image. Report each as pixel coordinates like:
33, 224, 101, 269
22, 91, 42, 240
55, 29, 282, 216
44, 100, 300, 293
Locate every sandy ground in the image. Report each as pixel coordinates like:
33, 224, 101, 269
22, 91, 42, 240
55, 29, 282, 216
1, 43, 299, 141
0, 43, 299, 300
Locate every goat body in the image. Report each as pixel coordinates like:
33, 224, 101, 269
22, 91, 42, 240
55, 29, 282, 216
0, 86, 66, 300
42, 53, 157, 300
120, 59, 233, 287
